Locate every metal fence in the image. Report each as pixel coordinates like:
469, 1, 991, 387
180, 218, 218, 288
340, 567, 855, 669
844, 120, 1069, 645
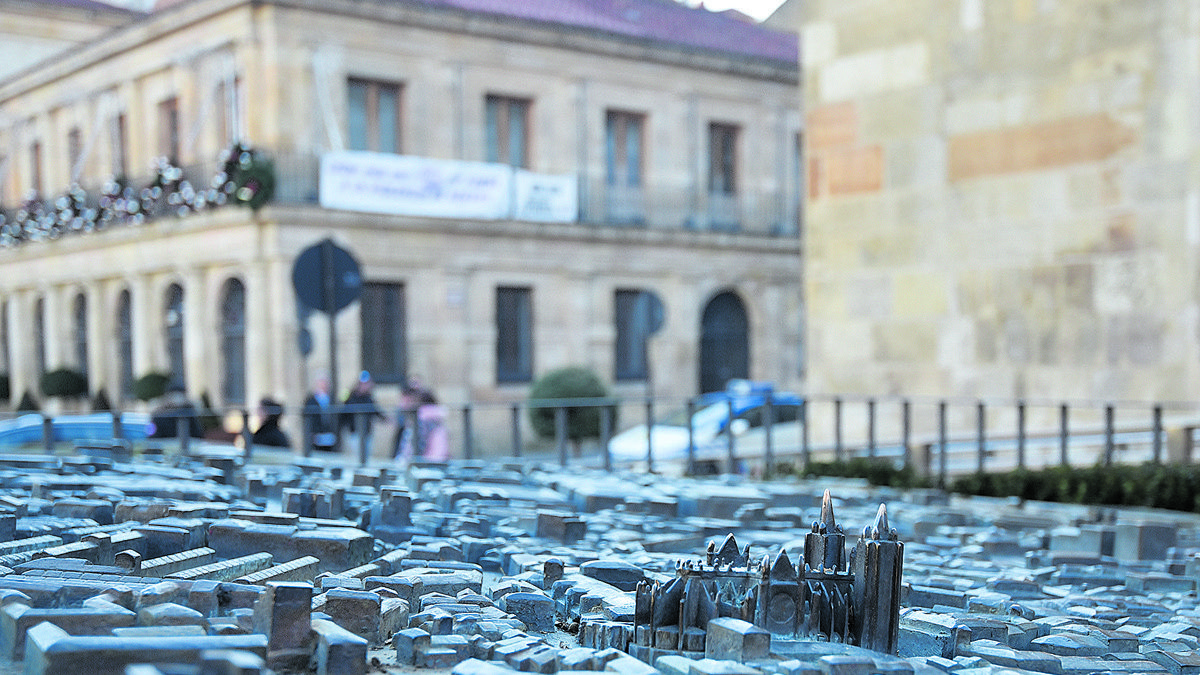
1, 393, 1197, 480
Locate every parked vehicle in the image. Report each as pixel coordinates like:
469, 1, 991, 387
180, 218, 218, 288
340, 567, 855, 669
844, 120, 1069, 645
607, 380, 803, 473
0, 412, 151, 446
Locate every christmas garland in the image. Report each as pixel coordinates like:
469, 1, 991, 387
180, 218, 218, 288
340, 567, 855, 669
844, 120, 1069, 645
0, 143, 275, 248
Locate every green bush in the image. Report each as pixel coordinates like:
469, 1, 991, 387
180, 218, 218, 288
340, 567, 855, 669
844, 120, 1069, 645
132, 372, 171, 401
40, 368, 88, 399
804, 457, 930, 489
0, 373, 8, 402
15, 391, 39, 412
949, 462, 1200, 514
527, 367, 614, 444
91, 389, 112, 412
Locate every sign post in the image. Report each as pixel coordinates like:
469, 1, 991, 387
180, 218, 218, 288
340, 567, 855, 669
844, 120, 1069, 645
292, 238, 363, 415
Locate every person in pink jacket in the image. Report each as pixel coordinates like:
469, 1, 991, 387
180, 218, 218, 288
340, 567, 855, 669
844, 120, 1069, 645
399, 390, 449, 462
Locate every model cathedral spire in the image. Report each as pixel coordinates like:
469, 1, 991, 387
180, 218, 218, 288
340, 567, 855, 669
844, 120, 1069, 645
633, 491, 904, 659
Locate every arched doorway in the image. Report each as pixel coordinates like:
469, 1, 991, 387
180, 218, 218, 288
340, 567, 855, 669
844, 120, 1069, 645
164, 283, 185, 389
220, 278, 246, 406
699, 290, 749, 393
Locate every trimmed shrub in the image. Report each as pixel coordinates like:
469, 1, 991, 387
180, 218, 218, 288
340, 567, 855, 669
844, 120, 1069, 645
132, 372, 171, 402
91, 389, 112, 412
40, 368, 88, 399
804, 457, 929, 490
527, 367, 614, 444
949, 462, 1200, 514
15, 391, 39, 412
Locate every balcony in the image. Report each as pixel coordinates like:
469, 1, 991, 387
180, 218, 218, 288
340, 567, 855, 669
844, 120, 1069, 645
1, 150, 801, 248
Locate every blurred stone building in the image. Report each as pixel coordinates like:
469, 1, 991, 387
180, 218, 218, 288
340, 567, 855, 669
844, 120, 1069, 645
794, 1, 1200, 404
0, 0, 801, 447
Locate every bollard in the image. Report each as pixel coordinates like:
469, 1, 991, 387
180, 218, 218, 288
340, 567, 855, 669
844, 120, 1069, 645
866, 398, 876, 458
1059, 403, 1069, 466
111, 409, 122, 440
1153, 404, 1163, 463
600, 405, 613, 472
833, 396, 843, 462
241, 410, 253, 463
1016, 401, 1026, 470
1104, 404, 1115, 466
462, 405, 474, 461
42, 414, 53, 453
937, 401, 947, 489
901, 399, 911, 471
646, 399, 655, 473
555, 406, 568, 467
976, 400, 986, 474
686, 398, 697, 475
511, 405, 522, 458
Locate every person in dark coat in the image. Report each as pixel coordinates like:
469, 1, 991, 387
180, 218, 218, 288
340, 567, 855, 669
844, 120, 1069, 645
251, 397, 290, 448
149, 387, 205, 439
303, 372, 337, 452
342, 371, 384, 455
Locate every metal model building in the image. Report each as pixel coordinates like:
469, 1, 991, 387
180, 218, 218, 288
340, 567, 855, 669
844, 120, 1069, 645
630, 490, 904, 661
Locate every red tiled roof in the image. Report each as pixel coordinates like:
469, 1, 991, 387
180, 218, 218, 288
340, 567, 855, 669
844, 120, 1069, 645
421, 0, 797, 63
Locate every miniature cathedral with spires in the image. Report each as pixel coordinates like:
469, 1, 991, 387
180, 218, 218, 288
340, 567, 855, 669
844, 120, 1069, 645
632, 490, 904, 657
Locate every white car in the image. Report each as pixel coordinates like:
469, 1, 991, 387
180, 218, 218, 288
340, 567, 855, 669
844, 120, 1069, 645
608, 381, 804, 474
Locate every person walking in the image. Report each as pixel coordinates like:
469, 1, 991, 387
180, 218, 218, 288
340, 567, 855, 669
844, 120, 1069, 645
342, 371, 384, 457
303, 372, 337, 452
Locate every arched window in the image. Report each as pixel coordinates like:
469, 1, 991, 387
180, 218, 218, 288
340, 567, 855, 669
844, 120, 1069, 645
116, 289, 133, 401
220, 278, 246, 405
699, 291, 749, 393
33, 297, 45, 377
73, 293, 87, 376
164, 284, 185, 389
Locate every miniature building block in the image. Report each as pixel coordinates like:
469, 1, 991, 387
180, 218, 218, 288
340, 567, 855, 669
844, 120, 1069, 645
312, 617, 368, 675
252, 581, 313, 671
704, 618, 770, 662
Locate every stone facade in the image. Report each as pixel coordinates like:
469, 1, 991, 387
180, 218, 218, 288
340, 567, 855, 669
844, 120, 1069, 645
0, 0, 801, 451
796, 1, 1200, 406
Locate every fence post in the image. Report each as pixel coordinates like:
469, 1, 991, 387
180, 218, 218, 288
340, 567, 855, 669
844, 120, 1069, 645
646, 399, 655, 473
555, 405, 568, 467
901, 399, 911, 472
937, 400, 947, 489
833, 396, 843, 462
726, 398, 737, 473
303, 412, 314, 458
41, 414, 53, 453
1153, 404, 1163, 463
800, 399, 810, 470
1059, 403, 1069, 466
462, 404, 474, 461
976, 400, 986, 473
600, 405, 613, 472
356, 412, 368, 466
511, 404, 522, 458
111, 409, 122, 440
866, 398, 876, 458
764, 393, 775, 477
177, 411, 190, 455
1104, 404, 1115, 466
1016, 401, 1026, 470
686, 398, 697, 475
241, 410, 253, 462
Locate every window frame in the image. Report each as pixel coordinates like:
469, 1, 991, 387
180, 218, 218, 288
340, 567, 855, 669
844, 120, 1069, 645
348, 77, 403, 154
485, 95, 531, 168
496, 286, 533, 384
360, 281, 408, 385
708, 122, 739, 196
